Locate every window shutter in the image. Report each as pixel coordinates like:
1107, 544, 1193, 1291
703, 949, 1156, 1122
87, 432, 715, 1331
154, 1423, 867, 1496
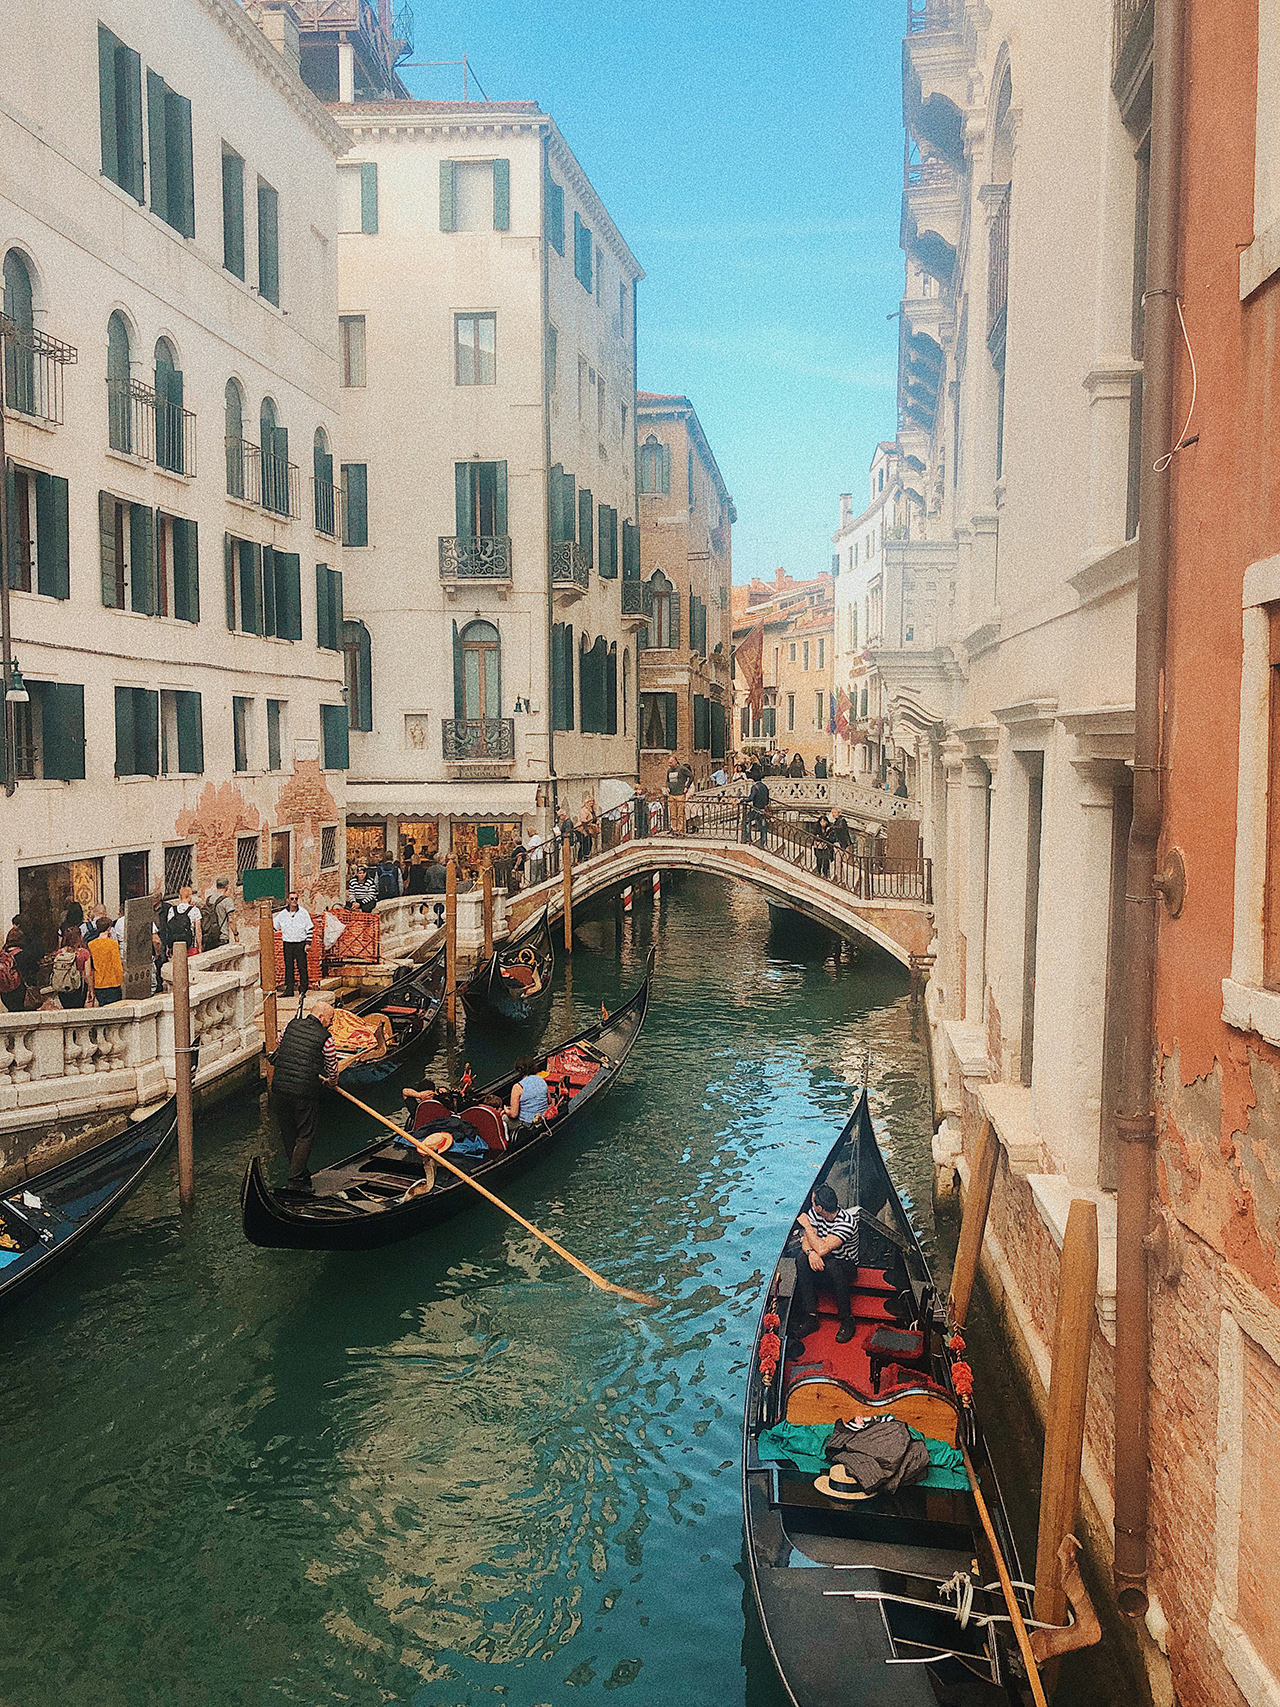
360, 161, 378, 233
492, 158, 510, 230
240, 539, 261, 634
669, 590, 681, 650
342, 463, 368, 546
549, 464, 562, 542
147, 71, 169, 225
118, 44, 144, 201
276, 551, 301, 640
315, 562, 330, 648
262, 544, 277, 638
452, 619, 465, 719
176, 690, 203, 774
99, 27, 120, 186
222, 150, 245, 277
224, 533, 236, 629
167, 90, 194, 237
35, 473, 70, 599
439, 159, 456, 231
603, 507, 618, 578
332, 564, 343, 638
564, 624, 574, 730
114, 685, 135, 776
101, 494, 123, 607
257, 181, 279, 304
547, 176, 565, 254
494, 461, 508, 536
173, 518, 199, 623
606, 643, 618, 735
579, 489, 593, 568
711, 699, 725, 760
321, 703, 349, 770
356, 623, 372, 729
622, 519, 639, 580
3, 462, 16, 590
454, 462, 471, 542
129, 502, 156, 615
563, 470, 576, 541
45, 682, 86, 782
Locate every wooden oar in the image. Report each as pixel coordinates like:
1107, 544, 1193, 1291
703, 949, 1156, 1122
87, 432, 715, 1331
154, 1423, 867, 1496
960, 1441, 1051, 1707
334, 1083, 658, 1307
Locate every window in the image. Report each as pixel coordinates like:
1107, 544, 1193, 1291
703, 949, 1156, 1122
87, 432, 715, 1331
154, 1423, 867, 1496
689, 594, 707, 654
598, 374, 606, 435
8, 680, 85, 781
321, 703, 349, 770
146, 69, 194, 237
6, 467, 69, 598
164, 843, 194, 894
455, 313, 496, 385
270, 830, 290, 873
803, 640, 810, 671
315, 563, 344, 651
693, 694, 711, 751
786, 693, 795, 732
225, 378, 245, 497
573, 212, 593, 292
454, 460, 508, 540
222, 535, 301, 637
222, 146, 245, 278
232, 695, 252, 772
788, 641, 797, 663
266, 698, 284, 771
598, 505, 618, 579
711, 699, 726, 759
260, 397, 290, 516
546, 324, 558, 391
340, 315, 366, 388
155, 512, 199, 621
107, 311, 133, 451
99, 492, 158, 613
320, 825, 338, 870
154, 338, 185, 474
341, 463, 368, 546
439, 159, 510, 232
851, 605, 859, 648
860, 685, 868, 718
640, 692, 677, 750
342, 618, 372, 731
552, 621, 574, 731
257, 178, 279, 306
453, 619, 500, 721
115, 685, 160, 776
647, 572, 676, 649
338, 162, 378, 234
3, 251, 36, 418
98, 26, 144, 201
549, 463, 575, 547
236, 834, 260, 882
313, 428, 336, 535
818, 638, 826, 670
815, 690, 825, 728
546, 172, 565, 254
638, 435, 669, 495
622, 518, 640, 581
741, 705, 749, 738
159, 689, 203, 775
578, 633, 610, 734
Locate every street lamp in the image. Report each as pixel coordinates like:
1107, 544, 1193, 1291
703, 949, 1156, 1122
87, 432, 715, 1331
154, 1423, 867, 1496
5, 660, 29, 703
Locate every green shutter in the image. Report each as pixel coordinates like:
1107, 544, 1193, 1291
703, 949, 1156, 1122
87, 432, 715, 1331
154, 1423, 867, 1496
176, 690, 203, 774
321, 704, 349, 770
34, 473, 69, 599
332, 565, 343, 637
711, 699, 725, 760
100, 492, 120, 607
492, 158, 510, 230
455, 462, 471, 542
276, 552, 301, 640
669, 591, 681, 650
4, 462, 17, 590
606, 644, 618, 735
114, 686, 134, 776
222, 149, 245, 277
315, 562, 331, 649
439, 159, 456, 231
262, 544, 277, 638
130, 502, 155, 614
344, 619, 372, 730
224, 533, 236, 629
360, 161, 378, 233
137, 689, 160, 776
579, 489, 593, 568
452, 618, 465, 719
120, 45, 144, 200
147, 70, 169, 225
623, 518, 640, 580
167, 89, 194, 237
173, 518, 199, 623
547, 176, 565, 254
98, 27, 120, 186
494, 461, 508, 536
564, 624, 574, 730
240, 539, 261, 634
342, 463, 368, 546
44, 682, 86, 781
257, 181, 279, 304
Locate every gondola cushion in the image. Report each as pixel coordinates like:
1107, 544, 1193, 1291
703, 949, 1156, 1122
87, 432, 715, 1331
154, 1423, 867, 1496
412, 1099, 453, 1131
459, 1106, 507, 1152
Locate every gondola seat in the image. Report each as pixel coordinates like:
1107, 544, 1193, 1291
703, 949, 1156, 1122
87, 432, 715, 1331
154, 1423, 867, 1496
382, 1004, 421, 1016
503, 964, 539, 990
411, 1099, 453, 1131
460, 1106, 507, 1152
868, 1324, 926, 1393
784, 1376, 960, 1446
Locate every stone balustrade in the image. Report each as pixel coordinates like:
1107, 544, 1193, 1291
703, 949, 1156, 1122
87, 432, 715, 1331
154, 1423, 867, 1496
695, 776, 918, 823
375, 888, 509, 959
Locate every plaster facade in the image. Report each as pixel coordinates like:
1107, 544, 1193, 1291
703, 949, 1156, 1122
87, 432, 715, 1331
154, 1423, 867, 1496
731, 570, 835, 773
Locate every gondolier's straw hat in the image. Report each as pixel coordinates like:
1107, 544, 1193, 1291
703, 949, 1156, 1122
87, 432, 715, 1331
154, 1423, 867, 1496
813, 1463, 874, 1502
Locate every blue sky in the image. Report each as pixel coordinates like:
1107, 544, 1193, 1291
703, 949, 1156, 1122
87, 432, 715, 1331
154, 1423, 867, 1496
399, 1, 905, 585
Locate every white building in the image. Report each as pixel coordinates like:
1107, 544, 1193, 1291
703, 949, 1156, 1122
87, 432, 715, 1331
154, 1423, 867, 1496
1, 0, 350, 950
831, 442, 897, 781
331, 99, 643, 867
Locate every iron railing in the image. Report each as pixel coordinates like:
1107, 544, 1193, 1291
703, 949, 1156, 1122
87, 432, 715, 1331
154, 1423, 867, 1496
107, 380, 196, 474
439, 535, 513, 581
226, 439, 300, 516
621, 580, 654, 620
312, 478, 344, 539
442, 716, 515, 763
3, 316, 77, 425
551, 540, 590, 592
987, 186, 1010, 346
688, 794, 933, 903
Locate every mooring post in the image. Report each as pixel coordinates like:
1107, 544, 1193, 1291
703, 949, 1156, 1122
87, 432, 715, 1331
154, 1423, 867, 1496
172, 939, 195, 1210
257, 898, 278, 1079
948, 1119, 998, 1328
445, 855, 458, 1026
563, 835, 573, 954
1034, 1199, 1099, 1653
481, 853, 494, 959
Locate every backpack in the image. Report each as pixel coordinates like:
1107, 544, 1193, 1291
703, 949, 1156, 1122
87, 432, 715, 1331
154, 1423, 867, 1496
0, 948, 19, 995
751, 781, 770, 808
203, 896, 230, 950
51, 947, 83, 994
376, 864, 398, 901
161, 903, 195, 950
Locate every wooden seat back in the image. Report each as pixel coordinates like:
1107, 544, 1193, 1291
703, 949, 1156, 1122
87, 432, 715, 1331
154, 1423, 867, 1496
784, 1377, 959, 1446
460, 1105, 508, 1151
411, 1099, 453, 1132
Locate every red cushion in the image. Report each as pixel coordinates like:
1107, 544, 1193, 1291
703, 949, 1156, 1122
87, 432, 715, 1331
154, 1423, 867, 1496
411, 1099, 452, 1131
459, 1105, 507, 1151
382, 1005, 419, 1015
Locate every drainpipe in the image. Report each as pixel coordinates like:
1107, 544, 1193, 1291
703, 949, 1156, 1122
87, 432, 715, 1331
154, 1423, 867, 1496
541, 128, 557, 834
1112, 0, 1184, 1616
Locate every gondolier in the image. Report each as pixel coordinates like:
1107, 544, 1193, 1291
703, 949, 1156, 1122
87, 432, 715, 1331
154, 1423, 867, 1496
268, 1001, 337, 1192
273, 894, 314, 997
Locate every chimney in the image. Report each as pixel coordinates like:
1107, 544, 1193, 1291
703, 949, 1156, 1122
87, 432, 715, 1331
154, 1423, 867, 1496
248, 1, 302, 72
840, 492, 853, 527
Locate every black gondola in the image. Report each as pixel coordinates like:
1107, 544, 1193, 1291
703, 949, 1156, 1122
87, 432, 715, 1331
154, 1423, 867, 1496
0, 1098, 177, 1306
241, 953, 654, 1252
328, 948, 447, 1085
742, 1090, 1038, 1706
459, 907, 555, 1025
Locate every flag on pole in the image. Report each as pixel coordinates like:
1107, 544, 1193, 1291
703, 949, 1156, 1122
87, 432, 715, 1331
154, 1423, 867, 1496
836, 688, 851, 739
828, 692, 837, 735
735, 620, 766, 719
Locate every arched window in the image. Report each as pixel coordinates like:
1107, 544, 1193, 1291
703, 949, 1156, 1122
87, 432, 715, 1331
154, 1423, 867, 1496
313, 427, 335, 535
154, 337, 184, 473
647, 570, 676, 649
454, 619, 500, 721
622, 647, 631, 736
107, 312, 132, 452
579, 633, 609, 733
637, 433, 669, 496
3, 250, 36, 415
225, 379, 245, 497
260, 397, 289, 515
342, 617, 372, 731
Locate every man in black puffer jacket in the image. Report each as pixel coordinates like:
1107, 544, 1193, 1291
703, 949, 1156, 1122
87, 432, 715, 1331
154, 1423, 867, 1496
268, 1001, 337, 1192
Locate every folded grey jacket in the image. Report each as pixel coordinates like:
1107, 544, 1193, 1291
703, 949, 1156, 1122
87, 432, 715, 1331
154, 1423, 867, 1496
824, 1415, 932, 1494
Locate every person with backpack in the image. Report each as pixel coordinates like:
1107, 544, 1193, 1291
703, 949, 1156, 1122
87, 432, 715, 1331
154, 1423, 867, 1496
0, 925, 26, 1013
159, 886, 203, 959
202, 878, 235, 950
746, 775, 771, 846
52, 926, 94, 1009
375, 855, 402, 901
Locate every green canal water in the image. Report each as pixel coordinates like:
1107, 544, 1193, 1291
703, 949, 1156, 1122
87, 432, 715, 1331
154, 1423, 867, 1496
2, 874, 1133, 1707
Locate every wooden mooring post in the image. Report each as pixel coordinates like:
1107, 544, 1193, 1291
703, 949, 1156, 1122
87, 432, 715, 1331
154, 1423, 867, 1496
171, 939, 195, 1210
481, 853, 494, 959
562, 836, 573, 954
257, 898, 278, 1079
445, 855, 458, 1026
948, 1119, 997, 1328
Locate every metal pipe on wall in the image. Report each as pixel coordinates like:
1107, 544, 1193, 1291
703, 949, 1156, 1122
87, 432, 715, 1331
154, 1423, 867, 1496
1111, 0, 1184, 1616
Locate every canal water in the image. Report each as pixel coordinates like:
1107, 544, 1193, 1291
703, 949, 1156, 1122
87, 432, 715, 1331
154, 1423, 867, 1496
2, 874, 1132, 1706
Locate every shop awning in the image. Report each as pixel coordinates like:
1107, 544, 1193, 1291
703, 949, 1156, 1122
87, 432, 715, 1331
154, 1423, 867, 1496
344, 781, 542, 820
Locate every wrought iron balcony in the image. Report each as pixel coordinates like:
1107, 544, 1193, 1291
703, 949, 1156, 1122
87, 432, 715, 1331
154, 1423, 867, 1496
107, 380, 197, 475
312, 478, 344, 540
224, 438, 298, 515
442, 716, 515, 763
987, 186, 1011, 351
620, 580, 654, 630
551, 539, 589, 597
3, 315, 77, 426
439, 535, 513, 582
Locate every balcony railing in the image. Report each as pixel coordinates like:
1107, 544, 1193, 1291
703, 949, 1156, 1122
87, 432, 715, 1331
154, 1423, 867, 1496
438, 535, 513, 581
551, 539, 589, 593
107, 380, 196, 474
442, 717, 515, 763
2, 316, 77, 426
905, 154, 955, 193
987, 186, 1010, 348
312, 478, 344, 540
621, 580, 654, 620
225, 439, 300, 517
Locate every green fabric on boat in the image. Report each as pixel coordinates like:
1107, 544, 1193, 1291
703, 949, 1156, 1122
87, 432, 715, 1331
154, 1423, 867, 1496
756, 1421, 969, 1491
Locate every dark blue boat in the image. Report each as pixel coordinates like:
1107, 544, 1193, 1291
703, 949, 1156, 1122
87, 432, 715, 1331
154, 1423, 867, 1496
331, 948, 446, 1086
459, 907, 555, 1026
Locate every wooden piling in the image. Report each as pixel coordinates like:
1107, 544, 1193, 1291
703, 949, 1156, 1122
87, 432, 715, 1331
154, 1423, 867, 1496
481, 853, 494, 959
445, 855, 458, 1026
1034, 1199, 1099, 1647
257, 898, 278, 1079
562, 835, 573, 954
171, 940, 195, 1210
948, 1119, 998, 1328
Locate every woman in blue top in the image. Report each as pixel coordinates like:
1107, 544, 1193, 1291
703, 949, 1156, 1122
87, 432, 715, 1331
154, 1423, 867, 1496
506, 1055, 549, 1125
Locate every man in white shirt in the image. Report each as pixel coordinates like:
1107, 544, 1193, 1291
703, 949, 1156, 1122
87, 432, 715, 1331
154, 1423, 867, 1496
273, 893, 314, 997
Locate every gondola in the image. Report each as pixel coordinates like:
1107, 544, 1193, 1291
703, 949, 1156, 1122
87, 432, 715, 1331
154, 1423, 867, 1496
0, 1097, 177, 1306
742, 1090, 1038, 1706
326, 947, 446, 1086
459, 907, 555, 1025
241, 952, 654, 1252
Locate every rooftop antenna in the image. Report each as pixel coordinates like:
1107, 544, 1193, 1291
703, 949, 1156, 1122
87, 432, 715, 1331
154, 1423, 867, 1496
398, 54, 490, 103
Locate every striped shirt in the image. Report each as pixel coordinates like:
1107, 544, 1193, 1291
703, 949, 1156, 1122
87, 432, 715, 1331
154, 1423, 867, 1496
347, 875, 379, 909
806, 1205, 858, 1261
